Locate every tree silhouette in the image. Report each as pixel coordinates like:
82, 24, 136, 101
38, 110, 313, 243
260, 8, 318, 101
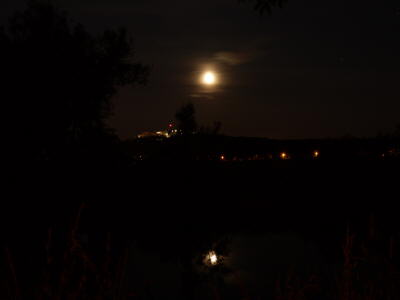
175, 102, 197, 135
200, 121, 222, 135
1, 0, 148, 164
1, 4, 150, 294
240, 0, 287, 14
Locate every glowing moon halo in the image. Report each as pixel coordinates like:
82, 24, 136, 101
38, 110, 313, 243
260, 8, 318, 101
202, 71, 217, 85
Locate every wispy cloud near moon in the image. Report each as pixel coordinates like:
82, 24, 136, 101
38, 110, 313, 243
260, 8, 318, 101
189, 93, 215, 100
214, 50, 263, 66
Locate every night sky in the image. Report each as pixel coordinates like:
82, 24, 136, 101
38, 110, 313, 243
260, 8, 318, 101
2, 0, 400, 139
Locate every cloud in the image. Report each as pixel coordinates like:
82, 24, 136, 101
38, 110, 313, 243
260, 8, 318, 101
189, 93, 215, 100
214, 50, 262, 66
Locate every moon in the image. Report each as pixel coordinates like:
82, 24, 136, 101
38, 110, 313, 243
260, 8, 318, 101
202, 71, 217, 85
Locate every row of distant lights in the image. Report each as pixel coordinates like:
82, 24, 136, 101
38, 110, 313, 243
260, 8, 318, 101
220, 151, 320, 161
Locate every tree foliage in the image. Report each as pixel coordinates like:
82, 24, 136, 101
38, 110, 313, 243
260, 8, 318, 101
1, 0, 149, 163
175, 102, 198, 135
240, 0, 287, 14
